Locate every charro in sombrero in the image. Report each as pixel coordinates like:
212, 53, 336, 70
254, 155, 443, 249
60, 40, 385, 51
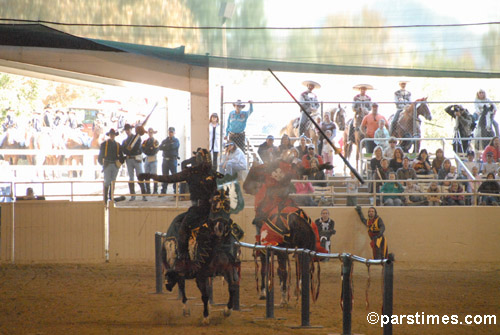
353, 84, 374, 90
302, 80, 321, 89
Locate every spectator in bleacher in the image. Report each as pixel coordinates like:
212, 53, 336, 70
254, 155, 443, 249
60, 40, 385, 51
389, 147, 404, 172
293, 175, 317, 207
481, 136, 500, 162
426, 181, 441, 206
373, 158, 391, 205
403, 179, 425, 205
370, 146, 384, 172
437, 158, 452, 185
374, 119, 390, 149
302, 144, 326, 184
318, 113, 337, 155
462, 150, 480, 174
296, 135, 309, 158
396, 156, 417, 181
380, 171, 404, 206
481, 151, 499, 176
412, 149, 432, 175
257, 135, 279, 164
383, 137, 398, 159
220, 142, 247, 177
314, 208, 336, 253
225, 99, 254, 153
478, 172, 500, 205
346, 170, 360, 206
443, 181, 465, 206
277, 134, 293, 157
446, 165, 459, 181
360, 102, 389, 154
431, 148, 445, 175
322, 129, 335, 177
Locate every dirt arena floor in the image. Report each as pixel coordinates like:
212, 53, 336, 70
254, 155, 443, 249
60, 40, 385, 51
0, 261, 498, 335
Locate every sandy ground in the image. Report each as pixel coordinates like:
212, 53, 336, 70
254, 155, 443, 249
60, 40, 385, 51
0, 261, 498, 335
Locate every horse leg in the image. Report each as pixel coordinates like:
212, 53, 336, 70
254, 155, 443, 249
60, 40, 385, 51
259, 252, 267, 300
223, 265, 239, 317
178, 278, 191, 317
277, 253, 288, 307
196, 276, 210, 325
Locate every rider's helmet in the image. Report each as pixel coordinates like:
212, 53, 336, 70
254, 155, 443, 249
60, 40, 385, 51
194, 148, 212, 167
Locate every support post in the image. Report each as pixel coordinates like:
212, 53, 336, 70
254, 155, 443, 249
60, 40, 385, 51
383, 254, 395, 335
300, 252, 311, 327
342, 255, 353, 335
154, 232, 163, 294
265, 248, 274, 319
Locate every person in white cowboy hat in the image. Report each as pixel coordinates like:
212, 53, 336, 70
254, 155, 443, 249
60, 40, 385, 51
299, 80, 321, 136
225, 99, 254, 153
349, 84, 373, 143
391, 80, 412, 134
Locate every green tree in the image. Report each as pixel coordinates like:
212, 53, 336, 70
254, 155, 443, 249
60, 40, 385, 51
481, 27, 500, 71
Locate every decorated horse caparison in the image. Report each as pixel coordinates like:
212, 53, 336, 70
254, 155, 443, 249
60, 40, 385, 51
243, 162, 325, 306
161, 187, 244, 325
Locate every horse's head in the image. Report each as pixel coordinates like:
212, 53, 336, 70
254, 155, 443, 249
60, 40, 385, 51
331, 104, 346, 131
416, 98, 432, 121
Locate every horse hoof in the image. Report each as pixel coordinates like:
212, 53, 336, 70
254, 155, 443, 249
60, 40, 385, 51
183, 307, 191, 316
259, 289, 266, 300
202, 317, 210, 325
223, 307, 232, 317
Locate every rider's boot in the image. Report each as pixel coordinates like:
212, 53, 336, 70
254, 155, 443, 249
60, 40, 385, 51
128, 182, 136, 201
174, 227, 190, 276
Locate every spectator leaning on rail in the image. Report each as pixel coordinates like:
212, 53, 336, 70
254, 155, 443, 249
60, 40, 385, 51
478, 172, 500, 206
220, 142, 247, 177
98, 128, 125, 204
355, 206, 389, 260
141, 127, 160, 195
225, 99, 253, 153
159, 127, 180, 196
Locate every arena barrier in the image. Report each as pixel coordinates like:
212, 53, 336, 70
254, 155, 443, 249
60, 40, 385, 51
154, 232, 394, 335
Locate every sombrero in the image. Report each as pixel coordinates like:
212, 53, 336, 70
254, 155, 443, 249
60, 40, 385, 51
353, 84, 374, 90
302, 80, 321, 89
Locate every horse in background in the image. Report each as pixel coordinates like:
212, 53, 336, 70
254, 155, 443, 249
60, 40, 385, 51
64, 128, 93, 178
0, 127, 31, 166
474, 104, 496, 151
280, 113, 319, 147
342, 107, 368, 171
326, 104, 346, 131
388, 98, 432, 153
161, 188, 243, 325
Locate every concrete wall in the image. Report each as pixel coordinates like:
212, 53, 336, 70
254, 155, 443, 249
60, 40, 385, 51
2, 204, 499, 263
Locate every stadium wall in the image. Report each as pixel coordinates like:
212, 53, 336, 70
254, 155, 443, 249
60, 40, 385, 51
1, 204, 498, 263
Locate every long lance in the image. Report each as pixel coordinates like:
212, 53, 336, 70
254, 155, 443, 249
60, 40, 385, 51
268, 68, 365, 184
128, 102, 159, 150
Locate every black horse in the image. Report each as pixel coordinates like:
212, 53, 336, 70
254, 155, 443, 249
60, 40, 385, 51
161, 188, 244, 325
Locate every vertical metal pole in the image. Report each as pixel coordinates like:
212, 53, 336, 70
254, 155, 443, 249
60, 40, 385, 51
342, 256, 353, 335
155, 233, 163, 294
300, 252, 311, 327
265, 248, 274, 319
220, 85, 225, 157
383, 255, 394, 335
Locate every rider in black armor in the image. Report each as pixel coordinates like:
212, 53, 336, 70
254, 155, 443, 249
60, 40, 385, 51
139, 148, 222, 275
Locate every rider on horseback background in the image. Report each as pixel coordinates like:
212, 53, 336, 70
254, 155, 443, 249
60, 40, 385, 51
474, 89, 499, 137
299, 80, 320, 136
390, 80, 412, 135
139, 148, 223, 276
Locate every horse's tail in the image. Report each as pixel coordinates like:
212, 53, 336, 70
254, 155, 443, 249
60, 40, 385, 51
161, 242, 170, 271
